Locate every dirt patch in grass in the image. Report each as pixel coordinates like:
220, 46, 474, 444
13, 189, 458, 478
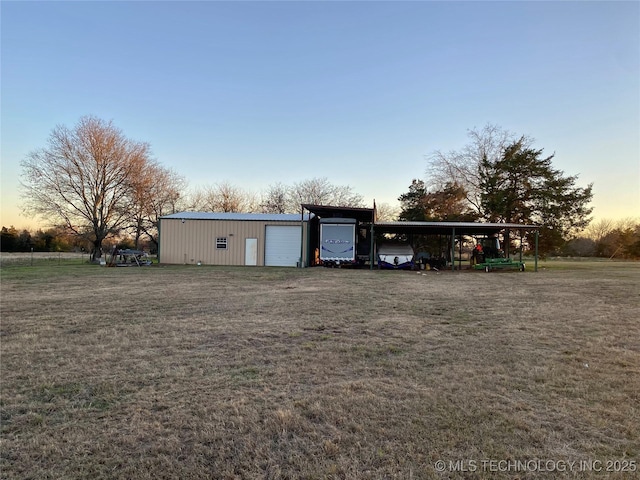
1, 262, 639, 478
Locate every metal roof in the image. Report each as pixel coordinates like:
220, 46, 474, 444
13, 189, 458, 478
372, 221, 539, 236
301, 204, 375, 223
161, 212, 312, 222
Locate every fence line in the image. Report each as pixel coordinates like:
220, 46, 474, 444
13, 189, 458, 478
0, 252, 88, 268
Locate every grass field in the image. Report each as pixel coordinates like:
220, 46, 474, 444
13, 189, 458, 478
1, 261, 638, 479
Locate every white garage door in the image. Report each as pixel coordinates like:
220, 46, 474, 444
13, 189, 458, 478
265, 226, 301, 267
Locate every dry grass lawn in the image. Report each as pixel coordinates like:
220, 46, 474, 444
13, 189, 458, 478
1, 261, 639, 479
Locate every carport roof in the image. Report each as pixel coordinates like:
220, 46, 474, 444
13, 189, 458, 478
301, 204, 375, 223
372, 221, 540, 236
161, 210, 538, 235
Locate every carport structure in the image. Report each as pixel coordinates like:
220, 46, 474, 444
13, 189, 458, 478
301, 204, 540, 271
300, 204, 376, 267
371, 221, 541, 272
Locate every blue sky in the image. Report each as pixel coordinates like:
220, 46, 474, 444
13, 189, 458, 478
2, 0, 638, 229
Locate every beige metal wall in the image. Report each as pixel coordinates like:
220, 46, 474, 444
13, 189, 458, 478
159, 218, 308, 266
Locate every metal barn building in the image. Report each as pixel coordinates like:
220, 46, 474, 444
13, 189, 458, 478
159, 212, 310, 267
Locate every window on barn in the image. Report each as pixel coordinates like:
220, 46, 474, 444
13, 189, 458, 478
216, 237, 228, 250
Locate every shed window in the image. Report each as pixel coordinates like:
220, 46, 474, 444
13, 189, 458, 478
216, 237, 228, 250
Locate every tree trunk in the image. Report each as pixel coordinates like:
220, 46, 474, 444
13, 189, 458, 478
91, 238, 104, 262
149, 236, 159, 254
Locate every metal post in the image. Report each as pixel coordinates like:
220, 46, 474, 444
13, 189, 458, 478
519, 229, 523, 263
300, 206, 305, 268
451, 228, 455, 272
535, 229, 539, 272
505, 228, 510, 258
305, 216, 311, 268
370, 221, 375, 270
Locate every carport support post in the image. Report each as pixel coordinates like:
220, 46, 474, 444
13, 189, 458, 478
370, 221, 375, 270
451, 227, 455, 272
305, 215, 311, 267
519, 229, 523, 263
535, 229, 539, 272
299, 206, 305, 268
505, 228, 510, 258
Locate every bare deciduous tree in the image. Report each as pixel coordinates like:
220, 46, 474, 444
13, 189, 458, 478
130, 165, 187, 250
260, 182, 289, 214
188, 178, 366, 215
20, 116, 152, 261
259, 178, 366, 213
189, 182, 258, 213
374, 202, 400, 221
287, 177, 365, 212
426, 124, 532, 216
584, 218, 616, 243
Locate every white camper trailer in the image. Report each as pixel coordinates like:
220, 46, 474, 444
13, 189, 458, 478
319, 218, 357, 266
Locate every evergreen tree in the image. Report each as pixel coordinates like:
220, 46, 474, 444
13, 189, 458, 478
398, 179, 429, 221
399, 180, 478, 221
479, 139, 593, 254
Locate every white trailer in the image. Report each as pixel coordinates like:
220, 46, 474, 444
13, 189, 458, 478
319, 218, 357, 266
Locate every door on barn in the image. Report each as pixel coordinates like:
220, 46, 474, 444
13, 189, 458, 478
245, 238, 258, 266
265, 225, 301, 267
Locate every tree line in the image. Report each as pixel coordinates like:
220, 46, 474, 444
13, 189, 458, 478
398, 124, 602, 256
8, 116, 638, 259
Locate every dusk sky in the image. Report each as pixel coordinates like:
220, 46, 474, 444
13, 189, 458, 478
1, 1, 638, 229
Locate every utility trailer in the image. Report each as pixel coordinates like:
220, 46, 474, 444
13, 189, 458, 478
319, 218, 357, 267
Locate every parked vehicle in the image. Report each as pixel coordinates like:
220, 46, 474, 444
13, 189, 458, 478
319, 218, 357, 267
377, 243, 415, 269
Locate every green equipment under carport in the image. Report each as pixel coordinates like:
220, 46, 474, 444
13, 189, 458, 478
470, 234, 526, 272
474, 257, 525, 272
